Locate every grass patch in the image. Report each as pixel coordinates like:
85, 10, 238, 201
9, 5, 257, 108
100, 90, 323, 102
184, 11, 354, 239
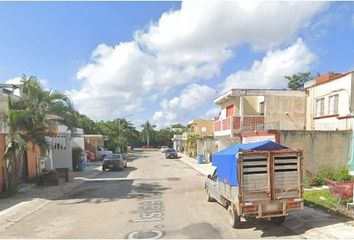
304, 189, 350, 211
0, 189, 17, 199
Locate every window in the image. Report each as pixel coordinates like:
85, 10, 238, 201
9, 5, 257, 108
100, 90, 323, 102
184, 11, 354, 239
328, 94, 339, 115
315, 98, 324, 117
259, 101, 264, 115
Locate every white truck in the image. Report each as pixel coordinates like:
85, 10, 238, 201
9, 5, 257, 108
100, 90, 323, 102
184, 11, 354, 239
96, 145, 112, 160
205, 140, 304, 228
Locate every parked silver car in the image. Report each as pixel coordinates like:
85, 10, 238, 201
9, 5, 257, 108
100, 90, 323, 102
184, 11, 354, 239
102, 154, 127, 171
160, 146, 169, 153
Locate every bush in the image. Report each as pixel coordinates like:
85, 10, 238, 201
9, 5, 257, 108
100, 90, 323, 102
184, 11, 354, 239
334, 166, 351, 181
312, 167, 334, 186
309, 166, 352, 186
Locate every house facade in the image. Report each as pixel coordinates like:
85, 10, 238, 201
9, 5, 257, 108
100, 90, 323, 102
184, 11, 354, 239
305, 72, 354, 130
187, 119, 214, 137
213, 89, 307, 150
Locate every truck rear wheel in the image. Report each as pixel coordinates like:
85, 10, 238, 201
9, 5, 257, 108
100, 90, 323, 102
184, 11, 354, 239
228, 204, 241, 228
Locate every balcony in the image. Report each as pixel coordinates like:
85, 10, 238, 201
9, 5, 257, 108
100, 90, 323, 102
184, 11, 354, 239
214, 116, 266, 137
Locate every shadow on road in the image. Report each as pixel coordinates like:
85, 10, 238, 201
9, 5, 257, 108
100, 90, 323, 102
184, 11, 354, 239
209, 202, 352, 238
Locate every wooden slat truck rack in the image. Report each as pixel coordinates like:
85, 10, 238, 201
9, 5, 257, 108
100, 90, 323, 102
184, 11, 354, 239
205, 141, 304, 228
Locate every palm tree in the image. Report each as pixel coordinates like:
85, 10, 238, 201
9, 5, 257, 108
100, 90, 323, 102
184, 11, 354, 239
4, 75, 74, 190
141, 121, 156, 148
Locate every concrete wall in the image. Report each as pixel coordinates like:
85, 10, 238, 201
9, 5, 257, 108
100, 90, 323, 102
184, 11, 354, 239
196, 137, 218, 162
279, 130, 352, 174
0, 133, 5, 192
26, 142, 41, 180
265, 94, 306, 130
243, 96, 261, 115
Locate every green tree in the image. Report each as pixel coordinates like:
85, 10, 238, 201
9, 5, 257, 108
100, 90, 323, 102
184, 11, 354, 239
94, 118, 137, 152
285, 72, 312, 90
4, 75, 74, 190
74, 112, 99, 134
141, 121, 156, 148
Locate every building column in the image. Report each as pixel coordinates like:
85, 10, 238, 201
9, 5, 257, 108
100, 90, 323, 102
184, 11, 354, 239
349, 115, 354, 175
240, 96, 244, 130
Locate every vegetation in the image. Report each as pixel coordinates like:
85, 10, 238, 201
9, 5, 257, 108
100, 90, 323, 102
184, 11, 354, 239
187, 134, 197, 158
285, 72, 312, 90
95, 118, 139, 152
304, 189, 340, 211
1, 74, 187, 192
141, 121, 156, 148
3, 75, 74, 190
305, 166, 352, 186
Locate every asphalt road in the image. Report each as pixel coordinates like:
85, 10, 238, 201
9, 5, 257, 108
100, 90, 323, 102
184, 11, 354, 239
0, 150, 350, 239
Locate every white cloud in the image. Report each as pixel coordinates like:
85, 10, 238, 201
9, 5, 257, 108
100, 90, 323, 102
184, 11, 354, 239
222, 38, 315, 91
5, 77, 22, 96
69, 1, 325, 122
153, 84, 217, 127
204, 107, 220, 119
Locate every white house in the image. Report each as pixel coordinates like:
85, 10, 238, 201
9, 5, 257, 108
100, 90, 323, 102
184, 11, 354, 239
304, 71, 354, 130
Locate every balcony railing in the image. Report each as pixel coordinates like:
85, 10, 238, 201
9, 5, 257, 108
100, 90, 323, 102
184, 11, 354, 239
214, 116, 267, 134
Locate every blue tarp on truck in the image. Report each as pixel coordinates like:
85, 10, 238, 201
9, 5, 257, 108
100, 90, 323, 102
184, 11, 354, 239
211, 140, 288, 186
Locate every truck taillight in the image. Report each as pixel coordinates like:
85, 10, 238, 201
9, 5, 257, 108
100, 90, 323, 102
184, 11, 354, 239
287, 198, 303, 204
243, 206, 257, 213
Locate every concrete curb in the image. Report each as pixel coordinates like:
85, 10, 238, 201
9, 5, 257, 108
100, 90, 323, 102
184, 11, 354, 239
179, 154, 210, 176
0, 166, 102, 233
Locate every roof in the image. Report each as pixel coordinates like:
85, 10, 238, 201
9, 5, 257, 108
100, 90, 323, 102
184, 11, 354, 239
214, 88, 306, 105
305, 71, 354, 89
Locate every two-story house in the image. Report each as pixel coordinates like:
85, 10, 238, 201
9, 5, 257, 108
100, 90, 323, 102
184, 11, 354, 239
213, 89, 306, 150
181, 119, 216, 161
304, 71, 354, 130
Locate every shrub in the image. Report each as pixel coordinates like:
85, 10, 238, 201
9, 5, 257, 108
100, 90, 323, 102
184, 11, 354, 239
310, 166, 352, 186
333, 166, 352, 181
72, 147, 83, 161
312, 167, 334, 186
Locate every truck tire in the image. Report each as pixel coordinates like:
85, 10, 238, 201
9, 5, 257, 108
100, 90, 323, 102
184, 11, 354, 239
271, 216, 286, 225
206, 189, 214, 202
228, 204, 241, 228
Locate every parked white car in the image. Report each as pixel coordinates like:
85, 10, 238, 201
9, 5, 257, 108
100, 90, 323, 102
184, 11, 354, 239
160, 146, 169, 153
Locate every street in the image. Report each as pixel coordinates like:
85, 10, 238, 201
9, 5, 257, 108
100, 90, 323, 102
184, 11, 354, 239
0, 150, 353, 239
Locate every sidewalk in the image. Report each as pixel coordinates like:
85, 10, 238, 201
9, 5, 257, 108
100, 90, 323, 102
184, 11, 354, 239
179, 153, 215, 176
0, 162, 102, 233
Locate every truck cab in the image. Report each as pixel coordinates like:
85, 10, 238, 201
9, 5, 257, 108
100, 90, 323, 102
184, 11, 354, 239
96, 145, 113, 160
205, 168, 220, 203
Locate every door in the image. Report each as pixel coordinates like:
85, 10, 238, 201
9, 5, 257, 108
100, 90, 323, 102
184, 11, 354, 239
207, 170, 221, 202
226, 105, 234, 118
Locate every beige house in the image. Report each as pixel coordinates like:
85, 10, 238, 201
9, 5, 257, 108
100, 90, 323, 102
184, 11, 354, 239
183, 119, 215, 161
187, 119, 214, 137
213, 89, 307, 150
304, 71, 354, 130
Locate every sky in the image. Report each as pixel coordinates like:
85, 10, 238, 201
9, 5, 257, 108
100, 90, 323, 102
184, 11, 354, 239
0, 1, 354, 129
